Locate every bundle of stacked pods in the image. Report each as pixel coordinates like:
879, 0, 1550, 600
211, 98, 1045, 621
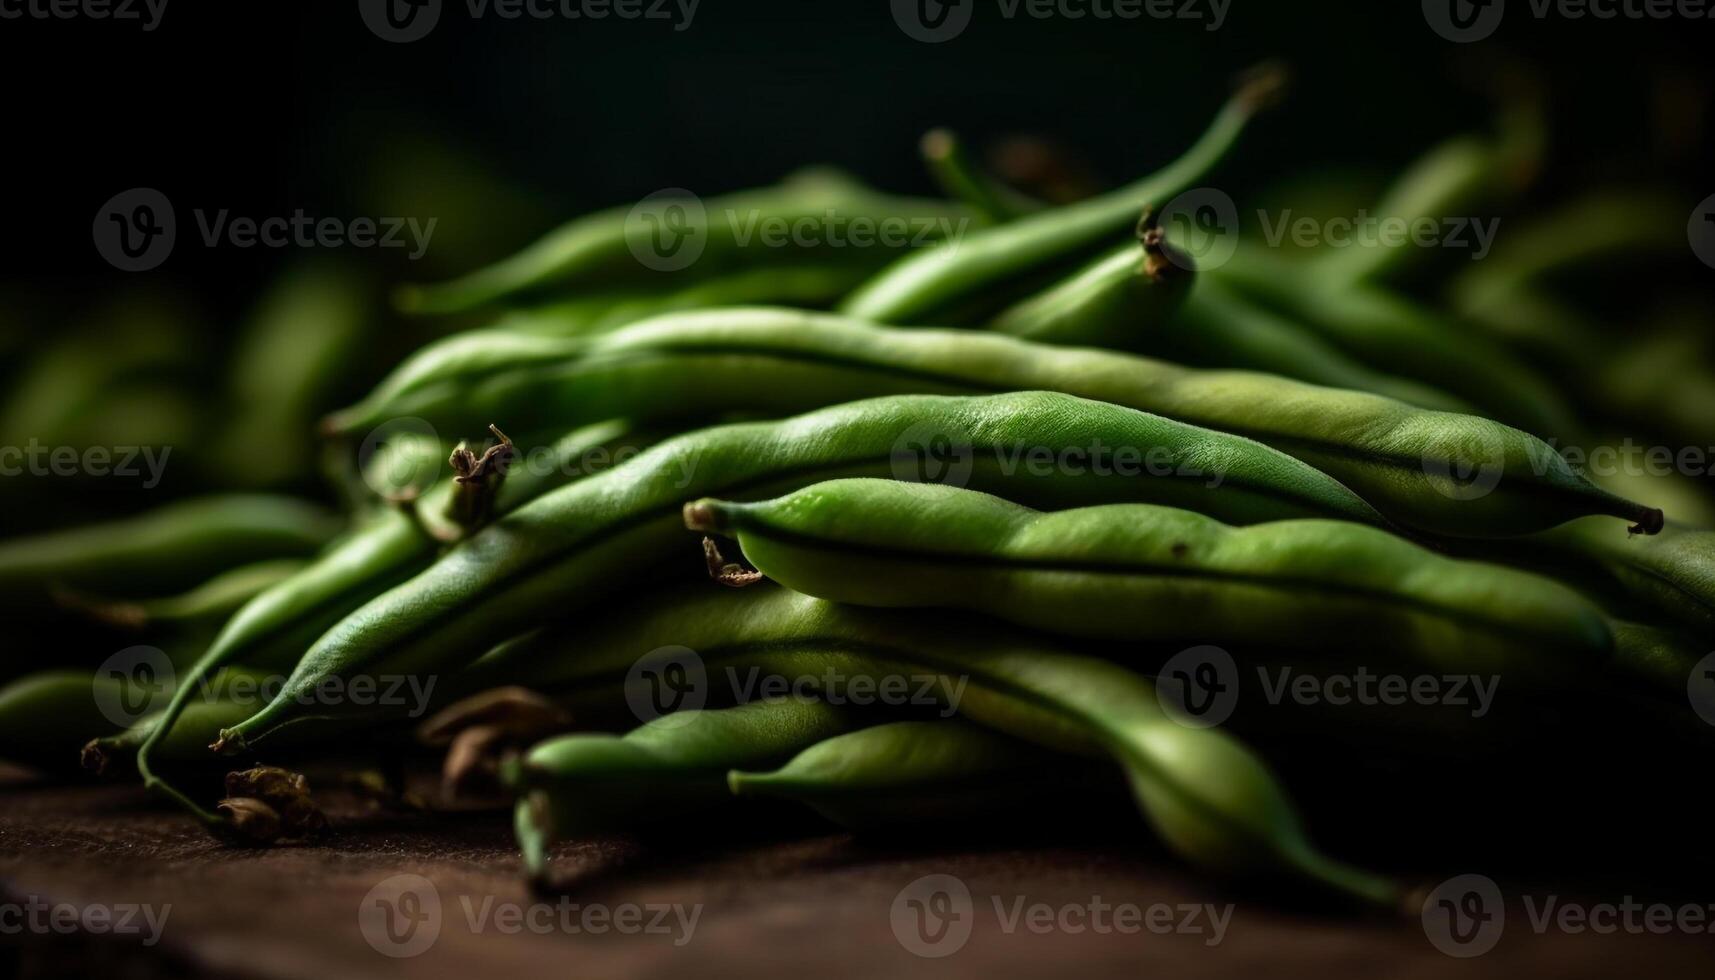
4, 65, 1712, 909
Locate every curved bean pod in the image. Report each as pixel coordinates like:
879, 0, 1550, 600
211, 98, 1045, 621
0, 672, 123, 773
729, 719, 1102, 831
987, 213, 1194, 349
62, 559, 310, 631
840, 67, 1285, 325
139, 421, 651, 825
219, 391, 1382, 759
1532, 520, 1715, 640
687, 480, 1614, 676
398, 170, 978, 314
1162, 279, 1473, 413
0, 495, 340, 614
1210, 247, 1580, 438
478, 583, 1400, 906
326, 308, 1660, 538
509, 697, 863, 878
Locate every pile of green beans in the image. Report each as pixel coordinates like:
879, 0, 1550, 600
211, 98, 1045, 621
6, 72, 1713, 916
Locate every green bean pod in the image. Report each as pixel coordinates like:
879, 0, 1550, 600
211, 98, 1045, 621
840, 67, 1285, 325
920, 129, 1045, 225
1162, 279, 1473, 413
477, 584, 1400, 906
0, 672, 124, 773
987, 213, 1194, 349
1210, 247, 1580, 438
729, 719, 1103, 831
688, 480, 1614, 677
499, 264, 879, 338
325, 308, 1660, 538
1532, 520, 1715, 640
63, 559, 310, 631
219, 391, 1382, 761
138, 421, 651, 824
398, 169, 978, 314
509, 697, 863, 878
0, 495, 341, 614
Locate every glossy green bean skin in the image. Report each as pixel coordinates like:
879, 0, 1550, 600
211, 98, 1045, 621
0, 495, 340, 614
138, 421, 650, 823
509, 698, 862, 877
500, 265, 878, 338
692, 480, 1615, 676
840, 72, 1283, 325
1533, 520, 1715, 640
83, 682, 281, 776
221, 391, 1382, 757
398, 170, 978, 314
729, 719, 1096, 831
988, 227, 1194, 349
1211, 247, 1579, 438
1162, 280, 1473, 413
327, 308, 1659, 539
477, 584, 1398, 906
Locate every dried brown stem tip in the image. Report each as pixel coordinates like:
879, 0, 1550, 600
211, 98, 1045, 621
1629, 507, 1666, 536
447, 424, 517, 531
702, 537, 765, 588
416, 687, 573, 747
80, 738, 115, 777
1135, 207, 1191, 283
1234, 60, 1291, 113
223, 765, 326, 841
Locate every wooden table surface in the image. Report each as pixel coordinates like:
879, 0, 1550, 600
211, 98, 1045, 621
4, 767, 1713, 980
